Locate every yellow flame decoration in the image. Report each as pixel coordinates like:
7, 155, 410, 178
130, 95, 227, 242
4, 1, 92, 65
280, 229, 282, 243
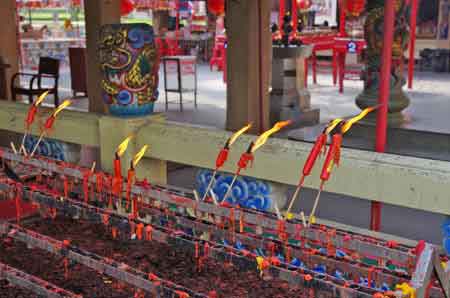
341, 107, 376, 134
52, 100, 72, 117
228, 123, 252, 147
116, 135, 134, 157
132, 145, 149, 168
251, 121, 291, 153
325, 118, 344, 135
35, 90, 50, 106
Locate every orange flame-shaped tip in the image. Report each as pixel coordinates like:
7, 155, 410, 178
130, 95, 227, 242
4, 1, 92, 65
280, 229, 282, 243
342, 106, 377, 134
228, 123, 252, 146
132, 145, 149, 168
52, 100, 72, 117
251, 120, 291, 153
34, 90, 50, 106
325, 118, 344, 135
116, 135, 134, 157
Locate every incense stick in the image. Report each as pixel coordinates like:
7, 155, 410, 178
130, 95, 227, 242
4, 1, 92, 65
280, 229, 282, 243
222, 174, 238, 202
273, 202, 283, 220
29, 132, 46, 158
209, 189, 219, 206
308, 181, 325, 227
10, 142, 18, 155
20, 145, 28, 157
285, 176, 305, 217
193, 189, 200, 202
19, 130, 29, 155
300, 211, 307, 227
201, 169, 217, 201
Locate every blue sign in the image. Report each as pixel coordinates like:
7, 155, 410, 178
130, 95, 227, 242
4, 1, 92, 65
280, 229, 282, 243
347, 41, 357, 53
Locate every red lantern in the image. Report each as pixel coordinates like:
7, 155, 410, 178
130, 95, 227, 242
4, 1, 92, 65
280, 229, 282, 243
208, 0, 225, 16
121, 0, 135, 16
346, 0, 366, 17
297, 0, 311, 10
71, 0, 81, 7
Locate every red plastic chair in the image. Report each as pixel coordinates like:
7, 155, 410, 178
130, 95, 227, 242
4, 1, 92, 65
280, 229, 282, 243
166, 39, 184, 56
210, 36, 226, 71
301, 34, 338, 87
155, 37, 168, 57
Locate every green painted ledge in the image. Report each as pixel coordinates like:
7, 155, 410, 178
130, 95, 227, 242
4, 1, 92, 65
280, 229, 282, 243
1, 101, 450, 215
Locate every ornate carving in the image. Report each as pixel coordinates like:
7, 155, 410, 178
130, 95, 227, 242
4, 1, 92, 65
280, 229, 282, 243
356, 0, 411, 122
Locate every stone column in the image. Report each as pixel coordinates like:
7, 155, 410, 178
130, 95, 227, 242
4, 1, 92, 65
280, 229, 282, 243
84, 0, 121, 113
356, 0, 411, 124
0, 0, 19, 100
226, 0, 272, 134
270, 47, 319, 127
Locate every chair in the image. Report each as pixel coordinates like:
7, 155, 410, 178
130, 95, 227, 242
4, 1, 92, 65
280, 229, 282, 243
156, 37, 168, 57
166, 39, 184, 56
69, 48, 87, 97
162, 56, 197, 112
210, 36, 226, 71
11, 57, 60, 106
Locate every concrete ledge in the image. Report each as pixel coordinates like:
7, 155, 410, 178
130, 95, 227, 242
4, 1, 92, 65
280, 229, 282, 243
1, 101, 449, 215
137, 121, 450, 215
0, 101, 99, 147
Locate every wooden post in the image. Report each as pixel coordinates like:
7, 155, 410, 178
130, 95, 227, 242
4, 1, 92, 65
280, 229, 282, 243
0, 0, 19, 100
83, 0, 121, 113
226, 0, 271, 133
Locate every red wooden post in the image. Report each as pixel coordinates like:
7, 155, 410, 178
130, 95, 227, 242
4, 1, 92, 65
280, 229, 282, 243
175, 0, 180, 33
279, 0, 285, 27
408, 0, 418, 89
292, 0, 298, 29
372, 0, 396, 231
339, 0, 347, 36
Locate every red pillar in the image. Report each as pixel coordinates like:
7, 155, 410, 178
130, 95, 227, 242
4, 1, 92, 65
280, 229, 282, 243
408, 0, 418, 89
292, 0, 298, 29
339, 0, 346, 36
372, 0, 396, 231
279, 0, 285, 27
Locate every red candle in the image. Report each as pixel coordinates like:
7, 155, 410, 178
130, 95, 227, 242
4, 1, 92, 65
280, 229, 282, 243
126, 167, 135, 209
114, 154, 122, 178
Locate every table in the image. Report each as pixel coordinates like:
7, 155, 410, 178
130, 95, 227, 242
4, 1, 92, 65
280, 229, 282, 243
333, 37, 367, 93
162, 55, 197, 112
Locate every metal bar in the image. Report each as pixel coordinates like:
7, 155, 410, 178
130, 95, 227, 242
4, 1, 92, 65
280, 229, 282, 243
410, 243, 436, 298
0, 149, 417, 265
0, 262, 81, 298
0, 183, 389, 297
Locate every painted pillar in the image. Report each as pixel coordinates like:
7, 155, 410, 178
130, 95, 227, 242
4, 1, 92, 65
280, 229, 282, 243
84, 0, 121, 113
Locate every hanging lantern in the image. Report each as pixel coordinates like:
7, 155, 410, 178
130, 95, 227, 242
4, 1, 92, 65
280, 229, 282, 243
72, 0, 81, 6
346, 0, 366, 17
208, 0, 225, 16
121, 0, 135, 16
297, 0, 311, 10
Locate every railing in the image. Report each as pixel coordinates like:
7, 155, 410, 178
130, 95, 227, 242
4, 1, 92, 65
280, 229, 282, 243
0, 100, 449, 215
